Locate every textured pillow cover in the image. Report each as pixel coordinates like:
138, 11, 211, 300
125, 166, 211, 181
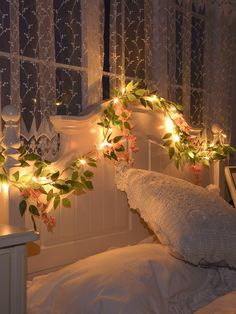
124, 168, 236, 268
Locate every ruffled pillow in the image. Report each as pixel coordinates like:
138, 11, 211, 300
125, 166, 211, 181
123, 168, 236, 268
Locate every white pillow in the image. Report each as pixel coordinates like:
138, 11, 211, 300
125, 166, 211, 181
28, 243, 236, 314
124, 169, 236, 268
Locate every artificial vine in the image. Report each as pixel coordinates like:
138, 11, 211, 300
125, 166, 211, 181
0, 80, 234, 231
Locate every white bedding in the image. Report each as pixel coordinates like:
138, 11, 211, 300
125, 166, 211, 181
28, 243, 236, 314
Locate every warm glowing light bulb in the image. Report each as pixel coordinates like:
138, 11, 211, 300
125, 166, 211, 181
99, 140, 111, 150
56, 101, 62, 106
121, 87, 126, 94
150, 95, 158, 102
2, 183, 9, 193
32, 176, 37, 182
113, 97, 119, 104
165, 117, 174, 133
173, 134, 180, 142
79, 159, 87, 165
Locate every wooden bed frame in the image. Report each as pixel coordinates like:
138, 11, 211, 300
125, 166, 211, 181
0, 103, 220, 278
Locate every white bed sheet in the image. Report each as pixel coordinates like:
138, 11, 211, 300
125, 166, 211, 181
28, 243, 236, 314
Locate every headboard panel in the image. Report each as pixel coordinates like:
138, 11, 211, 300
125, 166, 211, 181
27, 105, 215, 276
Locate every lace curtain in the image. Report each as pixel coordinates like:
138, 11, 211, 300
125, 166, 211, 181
0, 0, 235, 159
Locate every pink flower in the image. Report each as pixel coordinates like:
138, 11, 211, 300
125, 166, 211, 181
114, 142, 122, 150
103, 145, 113, 154
41, 212, 56, 232
173, 114, 191, 134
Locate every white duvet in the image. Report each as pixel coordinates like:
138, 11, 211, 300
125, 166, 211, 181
28, 243, 236, 314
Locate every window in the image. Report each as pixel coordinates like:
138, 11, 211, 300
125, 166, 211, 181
169, 0, 206, 127
102, 0, 147, 99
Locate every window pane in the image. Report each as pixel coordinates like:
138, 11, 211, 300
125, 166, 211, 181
0, 1, 10, 53
191, 16, 205, 89
125, 0, 145, 78
20, 61, 40, 131
190, 90, 203, 126
19, 0, 38, 57
176, 10, 183, 85
54, 0, 81, 66
56, 68, 82, 116
0, 56, 10, 108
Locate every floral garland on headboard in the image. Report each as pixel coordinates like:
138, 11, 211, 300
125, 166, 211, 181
0, 81, 234, 231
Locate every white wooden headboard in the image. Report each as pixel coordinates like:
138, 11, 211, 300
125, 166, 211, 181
0, 104, 218, 277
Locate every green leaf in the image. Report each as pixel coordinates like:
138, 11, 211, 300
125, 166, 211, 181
188, 151, 195, 159
140, 98, 147, 107
125, 81, 134, 92
12, 171, 20, 181
0, 173, 8, 184
84, 180, 93, 190
113, 135, 123, 143
62, 197, 71, 208
19, 199, 27, 216
135, 89, 147, 96
127, 94, 136, 102
29, 205, 40, 216
87, 162, 97, 167
168, 147, 175, 159
110, 151, 118, 161
162, 133, 172, 140
202, 159, 210, 167
162, 139, 172, 146
124, 121, 131, 130
0, 154, 5, 164
72, 182, 85, 190
51, 171, 60, 181
24, 153, 41, 161
47, 189, 54, 202
115, 145, 125, 152
19, 160, 30, 167
53, 195, 60, 209
84, 170, 93, 178
34, 166, 43, 177
72, 171, 78, 181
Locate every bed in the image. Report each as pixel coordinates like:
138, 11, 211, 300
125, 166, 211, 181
26, 105, 236, 313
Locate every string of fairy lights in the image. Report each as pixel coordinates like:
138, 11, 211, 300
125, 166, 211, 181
0, 81, 234, 231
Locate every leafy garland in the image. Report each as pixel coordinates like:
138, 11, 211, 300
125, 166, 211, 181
0, 81, 234, 231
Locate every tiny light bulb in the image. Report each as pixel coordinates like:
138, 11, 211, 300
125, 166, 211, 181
113, 97, 119, 104
165, 117, 174, 133
2, 183, 9, 193
79, 159, 87, 165
99, 140, 111, 150
56, 101, 62, 106
32, 176, 37, 182
173, 134, 180, 142
151, 95, 158, 102
121, 87, 126, 94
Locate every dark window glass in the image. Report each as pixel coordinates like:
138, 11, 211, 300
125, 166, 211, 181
191, 16, 205, 89
20, 61, 40, 131
175, 10, 183, 85
0, 56, 10, 108
19, 0, 38, 57
125, 0, 145, 78
0, 1, 10, 53
190, 90, 203, 126
54, 0, 81, 66
56, 68, 82, 116
192, 2, 205, 15
175, 87, 183, 104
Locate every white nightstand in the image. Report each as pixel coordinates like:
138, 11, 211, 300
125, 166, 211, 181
0, 224, 38, 314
